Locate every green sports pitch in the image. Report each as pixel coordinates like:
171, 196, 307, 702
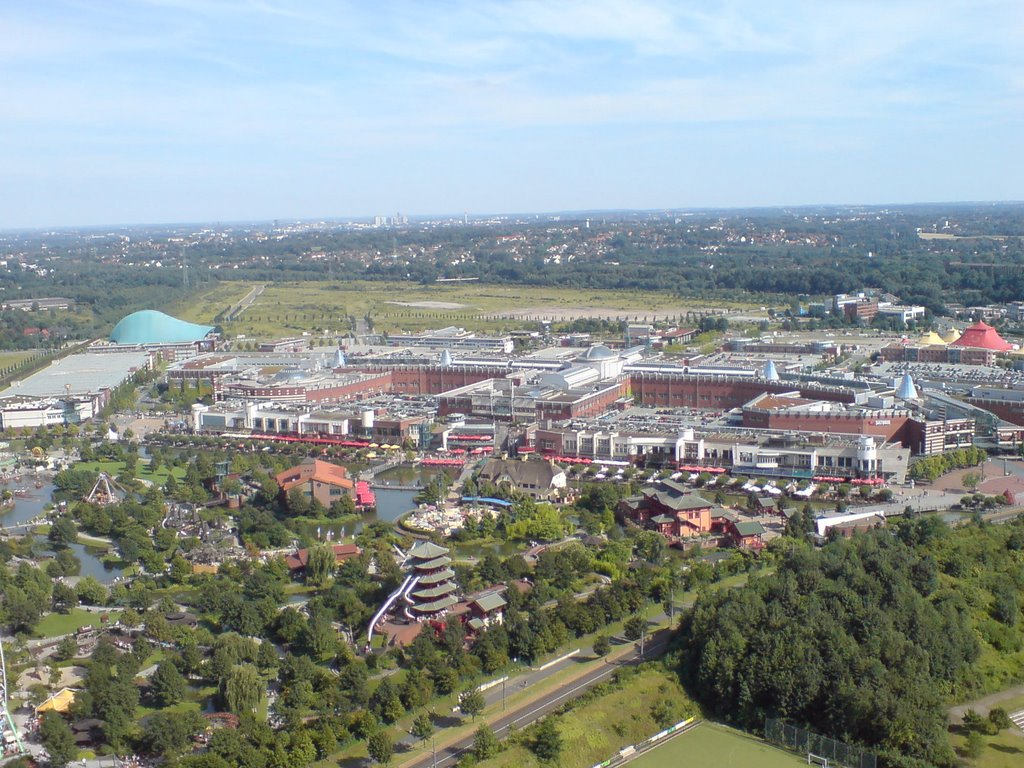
628, 723, 807, 768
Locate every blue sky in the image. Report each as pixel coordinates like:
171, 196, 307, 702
1, 0, 1022, 228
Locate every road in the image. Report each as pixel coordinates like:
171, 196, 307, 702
228, 283, 265, 321
399, 629, 673, 768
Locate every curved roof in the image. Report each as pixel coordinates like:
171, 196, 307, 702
110, 310, 214, 345
579, 344, 616, 361
917, 331, 946, 346
942, 328, 961, 344
950, 321, 1012, 351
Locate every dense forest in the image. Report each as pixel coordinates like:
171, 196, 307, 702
673, 516, 1024, 767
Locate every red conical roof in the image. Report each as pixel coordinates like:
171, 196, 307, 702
949, 321, 1012, 351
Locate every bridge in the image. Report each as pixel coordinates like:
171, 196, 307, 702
358, 454, 404, 481
372, 483, 422, 492
0, 516, 47, 536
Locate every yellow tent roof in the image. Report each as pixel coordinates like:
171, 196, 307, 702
917, 331, 947, 346
942, 328, 961, 343
36, 687, 76, 714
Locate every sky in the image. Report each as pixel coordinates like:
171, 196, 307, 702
1, 0, 1022, 228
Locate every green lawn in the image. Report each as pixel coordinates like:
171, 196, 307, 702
473, 668, 697, 768
35, 608, 121, 638
950, 694, 1024, 768
75, 459, 187, 485
0, 350, 37, 368
629, 723, 807, 768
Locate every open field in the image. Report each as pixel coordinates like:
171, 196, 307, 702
75, 459, 187, 485
164, 281, 257, 326
628, 722, 807, 768
171, 281, 766, 340
918, 232, 1008, 241
0, 350, 37, 368
35, 607, 122, 638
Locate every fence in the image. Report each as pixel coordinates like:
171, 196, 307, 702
765, 719, 876, 768
588, 717, 699, 768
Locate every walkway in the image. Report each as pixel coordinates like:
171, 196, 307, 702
949, 684, 1024, 724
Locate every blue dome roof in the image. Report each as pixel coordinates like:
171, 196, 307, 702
110, 310, 214, 345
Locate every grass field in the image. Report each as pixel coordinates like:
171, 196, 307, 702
471, 667, 698, 768
75, 459, 187, 485
171, 281, 762, 340
0, 350, 37, 368
629, 722, 807, 768
36, 607, 122, 638
949, 693, 1024, 768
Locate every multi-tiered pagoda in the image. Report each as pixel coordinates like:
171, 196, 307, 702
404, 541, 459, 620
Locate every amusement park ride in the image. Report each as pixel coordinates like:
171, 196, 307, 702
84, 472, 127, 506
1, 638, 27, 757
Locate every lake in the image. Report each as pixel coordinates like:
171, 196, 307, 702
0, 481, 57, 528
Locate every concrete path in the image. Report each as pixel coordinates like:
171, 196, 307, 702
949, 684, 1024, 723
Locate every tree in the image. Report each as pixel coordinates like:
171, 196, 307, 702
140, 710, 206, 757
75, 575, 107, 606
989, 707, 1012, 731
39, 710, 76, 768
965, 730, 985, 759
305, 544, 336, 587
222, 663, 263, 715
458, 687, 485, 720
962, 471, 983, 492
47, 516, 78, 549
411, 712, 433, 744
367, 729, 394, 766
532, 716, 563, 762
51, 582, 78, 614
370, 677, 405, 724
55, 635, 79, 662
592, 634, 611, 658
150, 660, 188, 708
633, 530, 666, 564
473, 724, 500, 760
624, 614, 646, 641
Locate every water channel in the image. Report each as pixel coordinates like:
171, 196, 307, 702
0, 480, 126, 584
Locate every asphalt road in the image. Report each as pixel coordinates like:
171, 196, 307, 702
402, 629, 672, 768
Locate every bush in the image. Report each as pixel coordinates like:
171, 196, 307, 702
989, 707, 1012, 731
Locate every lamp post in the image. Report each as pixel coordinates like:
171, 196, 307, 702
432, 735, 437, 768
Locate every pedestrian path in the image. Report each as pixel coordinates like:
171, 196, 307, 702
1010, 709, 1024, 732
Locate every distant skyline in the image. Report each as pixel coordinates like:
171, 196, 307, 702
2, 0, 1022, 229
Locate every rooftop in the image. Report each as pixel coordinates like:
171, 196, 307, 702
110, 309, 214, 345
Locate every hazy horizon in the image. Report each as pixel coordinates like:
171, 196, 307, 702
3, 1, 1022, 229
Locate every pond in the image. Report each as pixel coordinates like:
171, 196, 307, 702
57, 541, 127, 585
294, 488, 420, 541
0, 481, 57, 528
373, 464, 455, 488
0, 480, 126, 584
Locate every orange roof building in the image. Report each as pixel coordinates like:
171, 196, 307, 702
284, 542, 362, 572
950, 321, 1013, 351
276, 458, 355, 508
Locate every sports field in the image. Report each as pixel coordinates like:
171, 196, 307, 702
629, 723, 806, 768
